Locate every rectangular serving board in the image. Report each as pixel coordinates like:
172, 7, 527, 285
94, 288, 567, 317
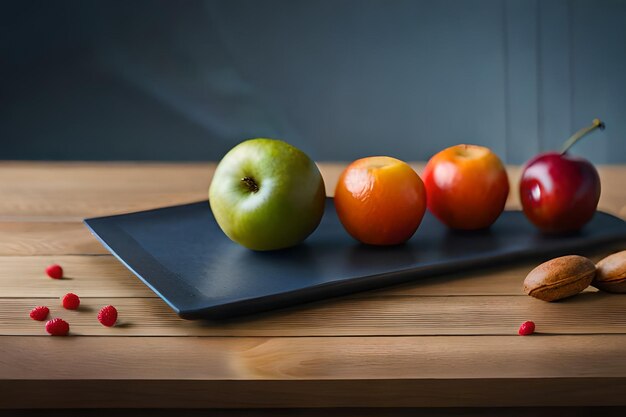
85, 199, 626, 319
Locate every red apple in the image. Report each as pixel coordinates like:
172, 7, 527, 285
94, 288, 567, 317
423, 144, 510, 230
520, 119, 604, 233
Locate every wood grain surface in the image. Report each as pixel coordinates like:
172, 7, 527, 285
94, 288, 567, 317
0, 162, 624, 219
0, 162, 625, 410
0, 222, 107, 255
3, 335, 626, 407
6, 292, 626, 337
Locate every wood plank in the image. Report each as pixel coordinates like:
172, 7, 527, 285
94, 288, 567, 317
0, 162, 623, 219
2, 335, 626, 407
598, 166, 626, 218
2, 334, 624, 382
2, 253, 617, 298
4, 293, 626, 337
0, 222, 106, 255
0, 162, 214, 220
0, 256, 153, 297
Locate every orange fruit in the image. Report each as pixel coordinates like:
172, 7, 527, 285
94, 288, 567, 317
334, 156, 427, 245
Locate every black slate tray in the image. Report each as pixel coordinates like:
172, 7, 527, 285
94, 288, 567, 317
84, 199, 626, 319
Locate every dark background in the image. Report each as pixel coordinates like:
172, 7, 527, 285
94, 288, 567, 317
2, 0, 625, 163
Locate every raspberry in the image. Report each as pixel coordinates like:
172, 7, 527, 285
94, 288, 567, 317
29, 306, 49, 321
62, 293, 80, 310
97, 305, 118, 327
45, 318, 70, 336
45, 264, 63, 279
518, 321, 536, 336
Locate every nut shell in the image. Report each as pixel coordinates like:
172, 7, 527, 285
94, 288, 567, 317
593, 250, 626, 293
523, 255, 596, 301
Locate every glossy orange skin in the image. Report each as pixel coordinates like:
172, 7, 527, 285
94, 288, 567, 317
334, 156, 427, 245
422, 145, 509, 230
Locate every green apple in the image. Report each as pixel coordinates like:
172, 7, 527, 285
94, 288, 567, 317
209, 138, 326, 251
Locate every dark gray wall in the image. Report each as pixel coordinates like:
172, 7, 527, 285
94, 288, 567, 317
1, 0, 625, 163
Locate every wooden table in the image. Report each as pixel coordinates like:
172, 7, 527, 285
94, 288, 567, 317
1, 162, 626, 412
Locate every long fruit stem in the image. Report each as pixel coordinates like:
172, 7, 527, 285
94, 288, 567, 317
561, 118, 606, 154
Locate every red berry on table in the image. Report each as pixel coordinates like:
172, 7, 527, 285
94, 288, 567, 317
97, 305, 118, 327
518, 321, 536, 336
29, 306, 50, 321
45, 318, 70, 336
45, 264, 63, 279
62, 293, 80, 310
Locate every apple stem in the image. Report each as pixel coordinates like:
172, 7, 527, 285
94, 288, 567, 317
560, 118, 606, 155
241, 176, 259, 193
